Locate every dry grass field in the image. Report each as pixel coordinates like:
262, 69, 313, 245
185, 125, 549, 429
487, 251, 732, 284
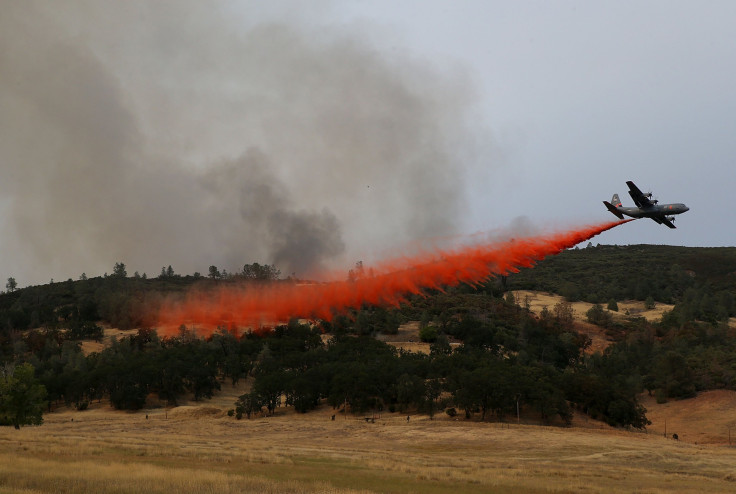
3, 386, 736, 494
511, 290, 676, 325
643, 390, 736, 446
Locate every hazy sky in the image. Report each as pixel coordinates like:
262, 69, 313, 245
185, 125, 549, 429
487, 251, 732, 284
1, 1, 734, 287
324, 1, 735, 245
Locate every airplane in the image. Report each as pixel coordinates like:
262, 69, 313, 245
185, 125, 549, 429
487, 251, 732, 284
603, 181, 689, 229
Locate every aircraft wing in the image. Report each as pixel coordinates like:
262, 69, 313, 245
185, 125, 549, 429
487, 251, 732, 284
650, 216, 676, 229
659, 217, 676, 229
626, 181, 654, 208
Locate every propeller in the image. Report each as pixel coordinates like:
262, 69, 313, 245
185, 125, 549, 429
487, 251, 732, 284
644, 190, 659, 204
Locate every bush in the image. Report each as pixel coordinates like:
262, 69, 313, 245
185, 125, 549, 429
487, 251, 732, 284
586, 304, 612, 327
419, 325, 438, 343
607, 299, 619, 312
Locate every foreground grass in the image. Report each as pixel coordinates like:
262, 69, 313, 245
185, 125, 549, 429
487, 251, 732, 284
2, 404, 736, 493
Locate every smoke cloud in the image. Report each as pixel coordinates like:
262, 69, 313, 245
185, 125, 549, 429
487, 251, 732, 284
0, 1, 480, 285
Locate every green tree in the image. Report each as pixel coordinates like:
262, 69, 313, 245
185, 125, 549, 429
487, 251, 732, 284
396, 373, 424, 412
586, 304, 612, 328
235, 391, 262, 419
419, 325, 438, 343
607, 299, 619, 312
5, 277, 17, 293
242, 263, 280, 280
0, 363, 47, 428
553, 301, 574, 330
208, 265, 221, 280
650, 350, 695, 400
113, 262, 127, 278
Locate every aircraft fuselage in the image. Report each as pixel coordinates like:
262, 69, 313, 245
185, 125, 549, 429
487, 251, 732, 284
615, 203, 689, 219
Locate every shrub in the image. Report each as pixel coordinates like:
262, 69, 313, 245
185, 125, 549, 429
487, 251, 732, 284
419, 325, 438, 343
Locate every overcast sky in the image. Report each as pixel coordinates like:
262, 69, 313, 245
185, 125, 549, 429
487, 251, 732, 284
1, 1, 734, 287
323, 0, 735, 244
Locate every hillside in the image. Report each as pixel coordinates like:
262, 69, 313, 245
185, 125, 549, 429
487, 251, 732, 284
508, 244, 736, 306
643, 389, 736, 445
4, 245, 736, 494
3, 245, 736, 434
2, 245, 735, 335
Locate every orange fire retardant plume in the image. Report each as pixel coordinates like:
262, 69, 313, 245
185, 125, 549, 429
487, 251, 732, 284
154, 219, 632, 335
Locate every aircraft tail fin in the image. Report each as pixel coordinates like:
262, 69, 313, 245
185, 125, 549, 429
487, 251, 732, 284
603, 199, 625, 219
611, 194, 622, 207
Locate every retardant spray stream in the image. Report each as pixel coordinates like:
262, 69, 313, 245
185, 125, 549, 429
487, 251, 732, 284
155, 219, 632, 335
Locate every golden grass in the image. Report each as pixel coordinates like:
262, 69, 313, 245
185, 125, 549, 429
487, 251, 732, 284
80, 327, 139, 355
643, 390, 736, 445
2, 398, 736, 494
512, 290, 676, 323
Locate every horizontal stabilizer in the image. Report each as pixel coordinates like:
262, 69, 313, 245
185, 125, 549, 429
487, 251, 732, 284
603, 201, 624, 219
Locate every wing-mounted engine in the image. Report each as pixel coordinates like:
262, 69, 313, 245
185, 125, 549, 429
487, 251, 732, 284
666, 216, 675, 223
644, 191, 660, 204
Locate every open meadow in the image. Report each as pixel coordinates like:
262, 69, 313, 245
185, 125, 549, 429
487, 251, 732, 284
2, 390, 736, 494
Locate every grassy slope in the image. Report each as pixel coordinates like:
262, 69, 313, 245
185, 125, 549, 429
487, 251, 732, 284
2, 400, 736, 494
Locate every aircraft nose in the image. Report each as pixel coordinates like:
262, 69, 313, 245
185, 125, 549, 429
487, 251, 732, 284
683, 205, 689, 212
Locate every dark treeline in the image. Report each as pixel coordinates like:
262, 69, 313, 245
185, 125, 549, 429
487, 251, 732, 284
0, 262, 282, 335
5, 291, 650, 429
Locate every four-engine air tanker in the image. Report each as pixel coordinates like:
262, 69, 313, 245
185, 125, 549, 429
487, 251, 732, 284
603, 181, 689, 229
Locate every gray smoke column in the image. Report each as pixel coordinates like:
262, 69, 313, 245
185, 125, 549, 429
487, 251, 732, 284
0, 1, 481, 284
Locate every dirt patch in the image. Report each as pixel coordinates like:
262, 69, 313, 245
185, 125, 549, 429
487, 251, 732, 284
572, 320, 614, 354
377, 320, 421, 343
80, 326, 138, 355
377, 321, 433, 354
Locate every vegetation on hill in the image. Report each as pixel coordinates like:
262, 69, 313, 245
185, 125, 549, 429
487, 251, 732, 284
508, 244, 736, 325
1, 245, 735, 428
